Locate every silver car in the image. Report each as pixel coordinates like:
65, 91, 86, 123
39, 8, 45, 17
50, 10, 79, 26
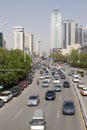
42, 81, 49, 87
27, 94, 40, 106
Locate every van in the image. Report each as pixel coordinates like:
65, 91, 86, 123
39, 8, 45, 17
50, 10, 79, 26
29, 109, 46, 130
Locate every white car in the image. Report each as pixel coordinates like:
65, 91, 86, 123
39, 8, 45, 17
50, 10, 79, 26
53, 78, 60, 84
73, 74, 79, 83
44, 76, 51, 83
27, 94, 40, 106
39, 74, 44, 79
0, 90, 13, 103
77, 82, 84, 89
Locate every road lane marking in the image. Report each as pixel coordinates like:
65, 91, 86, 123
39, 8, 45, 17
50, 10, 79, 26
57, 109, 60, 119
60, 96, 61, 103
15, 108, 24, 119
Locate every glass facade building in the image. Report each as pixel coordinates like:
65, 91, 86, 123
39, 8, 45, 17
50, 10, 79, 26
0, 33, 3, 47
62, 20, 75, 49
51, 9, 62, 52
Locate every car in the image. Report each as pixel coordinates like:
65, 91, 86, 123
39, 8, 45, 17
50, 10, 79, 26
45, 70, 49, 75
39, 70, 44, 74
44, 76, 51, 83
26, 77, 33, 84
23, 80, 28, 88
53, 78, 60, 84
80, 87, 87, 96
11, 86, 21, 97
45, 90, 56, 100
0, 90, 13, 103
54, 84, 62, 92
39, 74, 44, 79
42, 81, 49, 87
27, 94, 40, 106
63, 81, 70, 88
60, 74, 65, 79
0, 98, 4, 107
18, 82, 24, 91
73, 74, 79, 83
62, 100, 75, 115
26, 74, 33, 84
77, 82, 84, 89
68, 72, 73, 76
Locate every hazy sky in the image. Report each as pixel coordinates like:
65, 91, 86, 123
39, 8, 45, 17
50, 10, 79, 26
0, 0, 87, 54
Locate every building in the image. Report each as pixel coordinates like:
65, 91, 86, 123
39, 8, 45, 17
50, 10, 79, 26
62, 20, 81, 54
0, 32, 3, 47
75, 23, 80, 44
37, 41, 43, 56
3, 39, 6, 48
63, 20, 76, 49
51, 9, 62, 53
13, 26, 24, 51
79, 25, 87, 46
25, 33, 33, 56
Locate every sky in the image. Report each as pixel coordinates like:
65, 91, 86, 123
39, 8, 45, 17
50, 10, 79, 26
0, 0, 87, 54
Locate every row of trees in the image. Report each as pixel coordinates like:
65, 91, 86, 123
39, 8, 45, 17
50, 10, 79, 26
0, 48, 32, 88
49, 49, 87, 69
70, 50, 87, 68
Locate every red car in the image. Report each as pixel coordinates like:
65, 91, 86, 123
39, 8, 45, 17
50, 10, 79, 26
23, 80, 28, 88
80, 87, 87, 96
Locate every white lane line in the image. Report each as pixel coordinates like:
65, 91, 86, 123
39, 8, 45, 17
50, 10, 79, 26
57, 109, 60, 119
60, 96, 61, 103
15, 108, 24, 119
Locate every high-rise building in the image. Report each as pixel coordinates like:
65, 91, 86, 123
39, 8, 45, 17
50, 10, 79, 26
62, 20, 75, 49
0, 32, 3, 47
75, 23, 80, 44
25, 33, 33, 56
13, 26, 24, 51
79, 25, 87, 46
51, 9, 62, 53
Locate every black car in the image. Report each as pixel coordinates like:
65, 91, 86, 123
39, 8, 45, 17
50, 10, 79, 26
26, 74, 33, 84
63, 81, 70, 88
45, 90, 56, 100
11, 86, 21, 97
62, 100, 75, 115
0, 98, 4, 107
60, 74, 65, 79
18, 82, 24, 91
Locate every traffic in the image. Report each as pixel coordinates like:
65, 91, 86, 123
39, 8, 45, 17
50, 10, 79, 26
0, 60, 86, 130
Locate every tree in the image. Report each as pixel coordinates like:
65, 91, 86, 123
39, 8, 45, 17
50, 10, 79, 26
0, 48, 32, 88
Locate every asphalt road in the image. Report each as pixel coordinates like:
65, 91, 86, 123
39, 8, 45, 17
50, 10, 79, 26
0, 69, 86, 130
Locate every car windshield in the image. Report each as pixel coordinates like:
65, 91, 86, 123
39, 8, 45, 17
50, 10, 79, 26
46, 91, 54, 95
55, 85, 61, 88
0, 93, 10, 96
31, 119, 44, 125
43, 81, 48, 84
64, 102, 74, 108
29, 96, 37, 99
64, 81, 69, 84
